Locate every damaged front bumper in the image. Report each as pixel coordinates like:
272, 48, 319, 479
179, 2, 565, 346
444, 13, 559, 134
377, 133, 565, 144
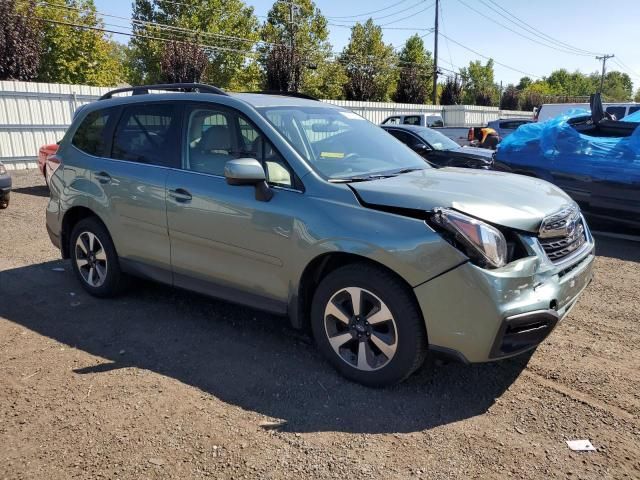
414, 227, 595, 363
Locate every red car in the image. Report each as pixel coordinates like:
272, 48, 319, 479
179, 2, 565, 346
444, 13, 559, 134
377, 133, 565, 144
38, 143, 59, 185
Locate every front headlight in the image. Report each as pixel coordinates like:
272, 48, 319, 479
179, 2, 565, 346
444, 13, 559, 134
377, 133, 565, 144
431, 208, 507, 268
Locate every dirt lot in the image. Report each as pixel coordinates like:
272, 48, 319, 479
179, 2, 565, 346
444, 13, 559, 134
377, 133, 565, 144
1, 169, 639, 480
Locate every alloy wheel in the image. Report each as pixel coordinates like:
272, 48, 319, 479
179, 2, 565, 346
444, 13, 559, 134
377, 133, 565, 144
323, 287, 398, 371
75, 231, 108, 288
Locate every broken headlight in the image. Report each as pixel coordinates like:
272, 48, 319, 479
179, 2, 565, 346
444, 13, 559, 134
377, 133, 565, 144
431, 208, 507, 269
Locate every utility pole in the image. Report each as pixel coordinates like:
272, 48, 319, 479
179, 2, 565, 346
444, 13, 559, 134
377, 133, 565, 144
288, 2, 297, 91
432, 0, 439, 105
596, 54, 614, 93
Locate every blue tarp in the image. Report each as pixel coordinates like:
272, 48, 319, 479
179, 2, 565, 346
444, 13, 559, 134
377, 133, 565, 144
623, 109, 640, 122
496, 110, 640, 182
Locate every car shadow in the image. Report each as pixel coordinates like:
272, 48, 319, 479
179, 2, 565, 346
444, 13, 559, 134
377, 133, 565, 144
10, 185, 50, 197
0, 260, 530, 434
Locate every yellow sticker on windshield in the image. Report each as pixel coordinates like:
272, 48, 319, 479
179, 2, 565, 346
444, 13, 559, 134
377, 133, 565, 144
320, 152, 345, 159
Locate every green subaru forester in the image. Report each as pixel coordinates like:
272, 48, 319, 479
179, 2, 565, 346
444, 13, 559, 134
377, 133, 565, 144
46, 84, 595, 386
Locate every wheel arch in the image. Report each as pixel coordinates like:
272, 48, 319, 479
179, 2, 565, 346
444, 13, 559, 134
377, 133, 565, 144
289, 251, 424, 332
60, 206, 110, 259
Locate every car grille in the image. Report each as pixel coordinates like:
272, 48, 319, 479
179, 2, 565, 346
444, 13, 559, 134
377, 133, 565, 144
539, 217, 587, 263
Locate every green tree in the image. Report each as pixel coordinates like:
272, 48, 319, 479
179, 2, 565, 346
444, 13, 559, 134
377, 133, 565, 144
459, 59, 499, 106
392, 34, 433, 104
516, 76, 532, 91
439, 74, 463, 105
340, 19, 397, 101
261, 0, 344, 98
545, 69, 594, 96
500, 84, 519, 110
36, 0, 125, 86
599, 71, 633, 101
519, 81, 553, 111
129, 0, 261, 90
0, 0, 41, 81
634, 89, 640, 103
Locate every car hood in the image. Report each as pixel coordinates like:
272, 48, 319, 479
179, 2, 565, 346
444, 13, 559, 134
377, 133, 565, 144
456, 146, 495, 159
350, 168, 574, 232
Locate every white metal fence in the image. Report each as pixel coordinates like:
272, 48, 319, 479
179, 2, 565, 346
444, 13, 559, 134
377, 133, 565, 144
0, 81, 532, 169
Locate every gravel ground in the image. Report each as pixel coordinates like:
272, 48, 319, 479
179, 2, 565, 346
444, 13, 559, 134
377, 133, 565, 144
1, 169, 639, 480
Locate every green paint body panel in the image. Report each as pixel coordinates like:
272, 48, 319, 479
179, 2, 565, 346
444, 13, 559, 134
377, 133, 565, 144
46, 91, 596, 363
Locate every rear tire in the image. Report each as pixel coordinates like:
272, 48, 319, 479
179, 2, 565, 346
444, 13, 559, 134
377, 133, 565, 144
0, 193, 9, 209
70, 217, 123, 297
311, 263, 427, 387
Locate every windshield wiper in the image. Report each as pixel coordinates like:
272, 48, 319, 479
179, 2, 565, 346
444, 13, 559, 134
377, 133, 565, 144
328, 174, 397, 183
393, 167, 426, 174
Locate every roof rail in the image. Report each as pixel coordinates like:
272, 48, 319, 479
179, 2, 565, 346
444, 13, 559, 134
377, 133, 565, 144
244, 90, 320, 101
99, 83, 228, 100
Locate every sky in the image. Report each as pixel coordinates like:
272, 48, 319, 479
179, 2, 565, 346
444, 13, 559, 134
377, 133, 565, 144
94, 0, 640, 90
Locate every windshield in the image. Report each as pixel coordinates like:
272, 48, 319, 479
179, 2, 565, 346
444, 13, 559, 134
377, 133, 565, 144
257, 106, 427, 180
416, 128, 460, 151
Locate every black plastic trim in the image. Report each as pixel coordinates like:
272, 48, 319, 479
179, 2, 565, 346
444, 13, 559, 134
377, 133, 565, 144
489, 309, 559, 359
100, 83, 228, 100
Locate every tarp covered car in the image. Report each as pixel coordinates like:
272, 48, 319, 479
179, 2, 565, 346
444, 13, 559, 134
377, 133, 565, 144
495, 94, 640, 227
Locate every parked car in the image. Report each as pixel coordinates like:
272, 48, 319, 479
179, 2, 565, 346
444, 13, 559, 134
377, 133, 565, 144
487, 118, 532, 139
0, 161, 11, 209
381, 113, 444, 128
38, 142, 59, 185
497, 93, 640, 228
381, 124, 494, 169
46, 83, 595, 387
534, 102, 640, 122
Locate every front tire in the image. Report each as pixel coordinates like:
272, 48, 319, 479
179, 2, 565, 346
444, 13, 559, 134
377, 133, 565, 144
0, 193, 8, 209
70, 217, 122, 297
311, 263, 427, 387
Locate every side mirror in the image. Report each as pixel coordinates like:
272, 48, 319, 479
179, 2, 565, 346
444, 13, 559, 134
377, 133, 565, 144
224, 158, 273, 201
412, 143, 431, 153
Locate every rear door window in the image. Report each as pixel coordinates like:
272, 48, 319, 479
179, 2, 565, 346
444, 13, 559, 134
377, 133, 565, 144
72, 108, 115, 157
403, 115, 422, 125
111, 103, 181, 167
627, 106, 640, 116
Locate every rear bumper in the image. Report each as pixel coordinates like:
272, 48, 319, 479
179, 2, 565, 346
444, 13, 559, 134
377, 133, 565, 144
414, 241, 595, 363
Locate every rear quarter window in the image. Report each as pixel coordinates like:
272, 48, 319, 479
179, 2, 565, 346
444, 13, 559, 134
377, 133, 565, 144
71, 109, 113, 157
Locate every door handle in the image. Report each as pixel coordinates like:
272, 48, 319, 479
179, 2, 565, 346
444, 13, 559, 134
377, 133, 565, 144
168, 188, 192, 203
95, 171, 112, 184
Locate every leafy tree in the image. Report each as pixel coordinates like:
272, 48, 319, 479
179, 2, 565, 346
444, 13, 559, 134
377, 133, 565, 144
459, 59, 499, 106
129, 0, 261, 89
546, 69, 594, 96
500, 84, 519, 110
340, 19, 397, 101
516, 76, 532, 91
392, 34, 433, 104
519, 81, 553, 111
634, 89, 640, 103
599, 71, 633, 101
439, 75, 463, 105
261, 0, 343, 97
0, 0, 41, 81
36, 0, 125, 86
160, 40, 208, 83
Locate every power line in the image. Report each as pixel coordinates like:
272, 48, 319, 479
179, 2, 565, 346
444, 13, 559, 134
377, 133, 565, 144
325, 0, 425, 24
455, 0, 596, 57
613, 58, 640, 81
438, 32, 541, 78
482, 0, 603, 56
325, 0, 412, 19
